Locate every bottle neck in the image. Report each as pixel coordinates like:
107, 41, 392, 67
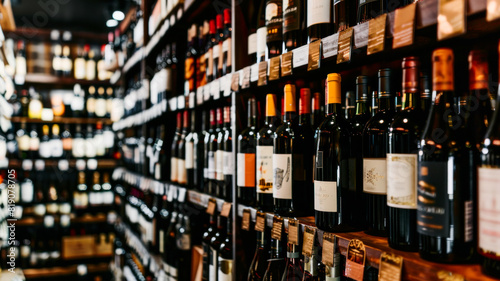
402, 92, 419, 110
286, 243, 300, 259
271, 239, 284, 259
248, 115, 257, 128
355, 100, 369, 115
265, 115, 279, 126
378, 96, 394, 112
326, 103, 342, 115
299, 113, 311, 125
284, 111, 296, 123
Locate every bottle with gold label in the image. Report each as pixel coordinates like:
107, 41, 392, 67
53, 44, 63, 77
61, 45, 72, 77
74, 45, 86, 79
28, 88, 43, 119
73, 171, 89, 217
417, 48, 474, 263
95, 87, 107, 118
51, 124, 63, 159
86, 86, 96, 118
39, 125, 52, 159
85, 46, 97, 81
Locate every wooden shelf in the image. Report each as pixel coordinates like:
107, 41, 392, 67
8, 158, 118, 169
122, 48, 143, 74
16, 214, 107, 227
10, 116, 113, 125
5, 28, 107, 44
24, 73, 112, 86
23, 262, 110, 279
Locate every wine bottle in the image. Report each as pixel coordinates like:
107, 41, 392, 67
210, 215, 227, 281
273, 84, 297, 216
247, 227, 270, 280
222, 106, 233, 201
215, 108, 225, 198
73, 171, 89, 216
283, 0, 304, 53
95, 87, 107, 118
28, 124, 39, 159
61, 124, 72, 158
344, 91, 355, 120
39, 125, 51, 159
89, 171, 102, 215
363, 68, 395, 237
387, 57, 424, 252
222, 9, 232, 75
312, 92, 324, 129
238, 98, 258, 206
87, 86, 96, 118
185, 25, 197, 95
266, 0, 283, 58
218, 213, 233, 280
302, 247, 320, 281
262, 233, 286, 280
418, 48, 474, 263
357, 0, 383, 24
293, 88, 315, 216
206, 20, 217, 83
171, 112, 182, 184
53, 44, 63, 77
74, 45, 86, 79
307, 0, 332, 43
314, 74, 354, 232
256, 0, 267, 63
178, 110, 189, 187
51, 124, 63, 159
72, 125, 85, 159
177, 215, 192, 281
282, 232, 303, 279
206, 109, 218, 195
186, 110, 200, 190
420, 73, 431, 114
15, 40, 27, 85
158, 194, 172, 258
197, 23, 208, 88
247, 0, 262, 64
85, 125, 96, 159
203, 214, 217, 281
333, 0, 356, 33
214, 15, 223, 79
257, 94, 281, 212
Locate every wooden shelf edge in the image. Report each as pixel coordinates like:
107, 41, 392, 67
22, 262, 109, 279
23, 73, 112, 86
10, 116, 113, 125
8, 159, 118, 169
5, 28, 107, 43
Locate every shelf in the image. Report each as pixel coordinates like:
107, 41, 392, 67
22, 262, 110, 279
23, 73, 112, 86
10, 116, 113, 125
236, 205, 495, 281
122, 47, 144, 75
8, 158, 118, 169
16, 214, 107, 227
4, 28, 107, 43
112, 99, 167, 131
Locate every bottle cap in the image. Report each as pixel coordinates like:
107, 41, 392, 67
402, 57, 420, 94
356, 76, 369, 102
432, 48, 454, 91
216, 108, 223, 125
299, 88, 311, 115
216, 14, 223, 30
176, 112, 182, 128
52, 124, 60, 135
265, 94, 277, 117
312, 92, 321, 110
378, 68, 392, 97
209, 20, 216, 34
284, 84, 296, 113
468, 50, 488, 90
327, 73, 341, 104
224, 9, 231, 24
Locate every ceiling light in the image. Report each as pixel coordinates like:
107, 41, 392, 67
106, 19, 119, 27
113, 11, 125, 21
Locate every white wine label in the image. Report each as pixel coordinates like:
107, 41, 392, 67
171, 157, 178, 182
95, 99, 107, 117
237, 153, 256, 187
177, 159, 186, 184
216, 150, 224, 180
213, 45, 220, 59
273, 154, 292, 199
363, 158, 387, 194
314, 180, 337, 212
51, 140, 63, 158
29, 137, 40, 151
18, 135, 30, 151
185, 142, 194, 169
39, 141, 52, 158
387, 153, 417, 209
479, 167, 500, 254
223, 151, 233, 175
209, 247, 217, 281
21, 181, 34, 203
218, 257, 233, 280
307, 0, 331, 27
256, 27, 267, 58
208, 151, 216, 179
257, 146, 273, 194
248, 33, 257, 55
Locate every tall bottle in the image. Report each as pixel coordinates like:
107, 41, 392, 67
256, 0, 267, 63
262, 230, 285, 280
214, 15, 223, 79
222, 106, 233, 201
417, 48, 475, 263
207, 109, 218, 195
273, 84, 297, 216
420, 73, 432, 114
357, 0, 383, 24
218, 213, 233, 280
312, 92, 324, 129
177, 110, 189, 187
177, 215, 192, 281
257, 94, 281, 211
203, 214, 217, 281
314, 74, 354, 232
333, 0, 356, 33
266, 0, 283, 58
215, 108, 225, 198
283, 0, 304, 52
210, 215, 226, 281
171, 112, 182, 184
238, 98, 258, 206
186, 110, 200, 190
307, 0, 332, 43
247, 226, 270, 280
282, 229, 303, 279
363, 69, 395, 237
387, 57, 424, 252
206, 20, 217, 83
478, 49, 500, 279
222, 9, 232, 75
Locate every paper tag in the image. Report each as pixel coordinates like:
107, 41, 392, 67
255, 211, 266, 232
242, 209, 251, 231
393, 3, 416, 49
368, 14, 387, 55
257, 61, 268, 86
206, 198, 217, 215
177, 95, 185, 110
378, 252, 403, 281
307, 40, 321, 71
437, 0, 466, 41
436, 271, 465, 281
220, 202, 232, 217
288, 219, 299, 245
231, 72, 240, 92
293, 45, 308, 68
271, 216, 283, 240
242, 66, 251, 88
302, 226, 315, 257
269, 56, 281, 81
322, 233, 336, 267
353, 21, 369, 48
322, 33, 339, 58
487, 0, 500, 21
250, 63, 259, 83
345, 239, 366, 281
211, 80, 220, 100
203, 85, 210, 101
337, 28, 354, 64
223, 75, 232, 97
280, 52, 293, 76
197, 87, 204, 105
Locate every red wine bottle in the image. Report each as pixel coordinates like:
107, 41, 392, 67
238, 98, 258, 206
307, 0, 332, 43
283, 0, 304, 53
171, 112, 182, 184
248, 227, 270, 280
266, 0, 283, 58
222, 106, 233, 201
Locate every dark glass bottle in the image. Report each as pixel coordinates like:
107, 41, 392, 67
363, 68, 395, 237
178, 110, 189, 187
357, 0, 383, 24
307, 0, 332, 43
206, 109, 218, 195
222, 106, 233, 201
266, 0, 283, 58
344, 91, 355, 120
202, 214, 217, 281
177, 215, 192, 281
334, 0, 356, 33
418, 48, 475, 263
238, 98, 258, 206
248, 228, 270, 281
210, 215, 227, 281
215, 108, 225, 198
222, 9, 232, 75
420, 73, 432, 114
256, 0, 268, 63
302, 247, 320, 281
206, 20, 217, 83
282, 239, 303, 280
218, 213, 233, 280
387, 57, 424, 252
171, 112, 182, 184
262, 234, 286, 280
312, 92, 324, 129
185, 25, 198, 95
283, 0, 304, 53
214, 14, 224, 79
186, 110, 200, 190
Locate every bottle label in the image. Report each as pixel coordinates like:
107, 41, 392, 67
417, 161, 450, 237
206, 49, 214, 77
62, 138, 72, 151
171, 157, 178, 182
155, 162, 162, 181
362, 158, 387, 194
18, 135, 30, 151
85, 61, 96, 80
86, 139, 96, 158
387, 153, 417, 209
95, 99, 107, 117
159, 230, 165, 254
185, 57, 196, 92
256, 27, 267, 59
257, 146, 274, 194
73, 192, 88, 209
177, 233, 190, 250
209, 247, 217, 281
266, 1, 283, 43
51, 139, 63, 158
208, 151, 215, 179
103, 130, 114, 148
178, 159, 187, 184
71, 97, 84, 111
237, 153, 256, 187
248, 33, 257, 55
74, 58, 85, 79
29, 137, 40, 151
307, 0, 331, 27
283, 0, 300, 33
314, 180, 337, 212
478, 167, 500, 254
21, 181, 34, 203
202, 242, 210, 279
53, 57, 62, 72
87, 98, 96, 113
216, 149, 224, 180
273, 154, 292, 199
102, 191, 114, 205
223, 37, 232, 68
185, 142, 194, 169
39, 141, 52, 158
72, 138, 85, 158
218, 257, 233, 280
223, 151, 233, 175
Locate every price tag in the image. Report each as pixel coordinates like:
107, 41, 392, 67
211, 80, 220, 100
293, 44, 308, 68
242, 66, 251, 89
302, 226, 316, 257
231, 72, 240, 92
322, 33, 339, 58
257, 61, 268, 87
288, 219, 299, 245
393, 3, 417, 49
271, 216, 283, 240
487, 0, 500, 21
269, 56, 281, 81
250, 63, 259, 83
337, 27, 354, 64
281, 52, 293, 76
437, 0, 466, 41
353, 21, 369, 48
206, 198, 217, 215
368, 14, 387, 55
242, 209, 251, 231
220, 202, 232, 217
322, 233, 336, 267
307, 40, 321, 71
436, 271, 465, 281
223, 75, 232, 97
255, 211, 266, 232
378, 252, 403, 281
345, 239, 366, 281
197, 87, 204, 105
169, 97, 177, 111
